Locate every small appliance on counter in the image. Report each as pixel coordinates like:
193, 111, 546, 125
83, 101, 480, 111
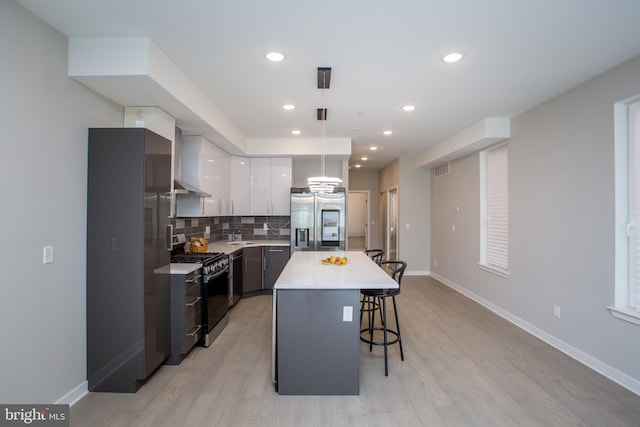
171, 234, 229, 347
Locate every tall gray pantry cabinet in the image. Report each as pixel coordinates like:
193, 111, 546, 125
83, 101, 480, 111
87, 128, 172, 392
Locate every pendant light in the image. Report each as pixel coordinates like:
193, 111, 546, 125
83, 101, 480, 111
307, 67, 343, 193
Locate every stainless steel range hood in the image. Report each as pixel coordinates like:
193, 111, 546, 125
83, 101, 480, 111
174, 179, 211, 197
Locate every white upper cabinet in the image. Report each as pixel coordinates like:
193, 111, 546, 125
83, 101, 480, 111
250, 158, 271, 215
230, 156, 251, 216
270, 158, 292, 215
179, 136, 229, 217
250, 158, 292, 215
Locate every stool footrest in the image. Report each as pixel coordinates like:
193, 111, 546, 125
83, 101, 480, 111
360, 327, 400, 347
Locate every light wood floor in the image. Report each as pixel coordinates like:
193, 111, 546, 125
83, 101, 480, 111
71, 276, 640, 426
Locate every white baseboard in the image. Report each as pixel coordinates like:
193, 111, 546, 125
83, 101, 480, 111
406, 270, 429, 276
56, 381, 88, 406
430, 272, 640, 397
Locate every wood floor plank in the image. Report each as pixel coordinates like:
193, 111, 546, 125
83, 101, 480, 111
70, 276, 640, 426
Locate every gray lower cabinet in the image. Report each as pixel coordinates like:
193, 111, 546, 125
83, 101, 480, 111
263, 246, 289, 290
276, 289, 360, 395
242, 246, 263, 296
167, 270, 203, 365
242, 245, 290, 296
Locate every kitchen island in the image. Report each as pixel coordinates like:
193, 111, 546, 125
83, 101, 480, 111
273, 251, 398, 395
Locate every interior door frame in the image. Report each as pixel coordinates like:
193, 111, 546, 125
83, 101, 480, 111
385, 186, 399, 261
347, 190, 369, 250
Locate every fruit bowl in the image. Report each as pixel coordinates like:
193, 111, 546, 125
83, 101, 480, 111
321, 256, 348, 265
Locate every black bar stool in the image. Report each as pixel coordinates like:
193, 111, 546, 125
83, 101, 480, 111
360, 249, 385, 328
360, 260, 406, 376
364, 249, 384, 265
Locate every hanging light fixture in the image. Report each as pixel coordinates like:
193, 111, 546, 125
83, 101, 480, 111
307, 67, 343, 193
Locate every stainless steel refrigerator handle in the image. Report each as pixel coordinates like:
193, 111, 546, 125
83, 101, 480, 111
165, 224, 173, 251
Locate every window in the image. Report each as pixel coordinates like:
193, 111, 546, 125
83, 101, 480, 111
610, 98, 640, 325
479, 144, 509, 277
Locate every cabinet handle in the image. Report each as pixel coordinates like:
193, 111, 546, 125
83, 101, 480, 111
263, 256, 267, 272
185, 296, 202, 307
268, 248, 284, 252
231, 200, 234, 215
185, 274, 202, 283
165, 224, 173, 251
186, 325, 202, 337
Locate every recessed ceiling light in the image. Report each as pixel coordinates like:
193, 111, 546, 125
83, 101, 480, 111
361, 156, 368, 161
442, 52, 463, 63
383, 130, 393, 135
291, 130, 301, 135
402, 105, 415, 112
265, 52, 284, 62
370, 146, 378, 151
282, 104, 295, 110
354, 164, 362, 168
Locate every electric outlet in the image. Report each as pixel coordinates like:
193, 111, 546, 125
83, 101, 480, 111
433, 259, 438, 267
451, 225, 456, 232
343, 306, 353, 322
553, 304, 561, 318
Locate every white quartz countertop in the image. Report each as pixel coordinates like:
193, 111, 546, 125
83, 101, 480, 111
154, 263, 202, 275
207, 239, 290, 254
274, 251, 398, 290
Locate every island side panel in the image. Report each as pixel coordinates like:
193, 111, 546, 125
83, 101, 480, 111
276, 289, 360, 395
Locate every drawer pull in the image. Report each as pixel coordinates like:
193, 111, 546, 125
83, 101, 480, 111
185, 274, 202, 284
186, 325, 202, 337
185, 296, 202, 307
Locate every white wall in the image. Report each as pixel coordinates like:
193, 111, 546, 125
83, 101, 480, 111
378, 158, 431, 274
430, 55, 640, 392
0, 2, 123, 403
399, 155, 430, 274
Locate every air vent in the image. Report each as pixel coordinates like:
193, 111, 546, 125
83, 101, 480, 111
317, 108, 328, 120
317, 67, 331, 89
433, 162, 450, 177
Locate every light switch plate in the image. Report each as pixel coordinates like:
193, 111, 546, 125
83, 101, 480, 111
343, 306, 353, 322
43, 245, 54, 264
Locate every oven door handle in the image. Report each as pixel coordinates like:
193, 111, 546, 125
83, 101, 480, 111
204, 266, 229, 281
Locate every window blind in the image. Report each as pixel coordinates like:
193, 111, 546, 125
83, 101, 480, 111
486, 145, 509, 271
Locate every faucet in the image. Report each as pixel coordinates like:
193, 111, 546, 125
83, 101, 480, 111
232, 229, 242, 241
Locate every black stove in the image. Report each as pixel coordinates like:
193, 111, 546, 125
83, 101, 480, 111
171, 251, 228, 278
171, 245, 229, 347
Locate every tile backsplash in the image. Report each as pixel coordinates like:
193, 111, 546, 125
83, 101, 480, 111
171, 216, 290, 242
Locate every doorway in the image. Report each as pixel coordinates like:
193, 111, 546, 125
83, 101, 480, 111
381, 187, 398, 260
347, 191, 368, 250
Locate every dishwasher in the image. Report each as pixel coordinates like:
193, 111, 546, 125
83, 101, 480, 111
229, 249, 243, 307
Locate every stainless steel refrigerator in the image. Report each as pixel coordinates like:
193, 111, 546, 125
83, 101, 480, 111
290, 188, 346, 254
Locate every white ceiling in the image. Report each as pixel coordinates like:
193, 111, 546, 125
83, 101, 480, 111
17, 0, 640, 170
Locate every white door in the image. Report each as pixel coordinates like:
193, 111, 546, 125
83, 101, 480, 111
347, 192, 368, 250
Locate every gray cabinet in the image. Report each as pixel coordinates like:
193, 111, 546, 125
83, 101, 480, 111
87, 128, 172, 392
167, 270, 203, 365
263, 246, 289, 290
242, 246, 263, 296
